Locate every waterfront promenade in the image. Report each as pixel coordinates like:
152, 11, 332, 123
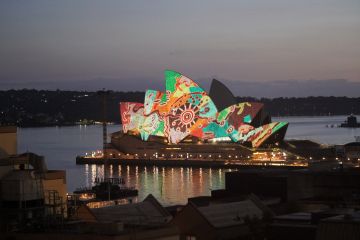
76, 155, 307, 168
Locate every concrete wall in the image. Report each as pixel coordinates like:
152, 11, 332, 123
76, 205, 97, 222
42, 170, 67, 217
312, 172, 360, 198
225, 172, 288, 200
1, 171, 43, 201
0, 126, 17, 157
225, 170, 360, 203
287, 174, 314, 201
172, 204, 216, 240
5, 229, 180, 240
0, 165, 12, 180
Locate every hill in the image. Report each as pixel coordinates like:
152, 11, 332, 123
0, 90, 359, 127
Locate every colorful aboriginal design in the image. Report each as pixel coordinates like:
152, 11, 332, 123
120, 102, 145, 135
142, 89, 166, 140
247, 122, 289, 148
119, 70, 288, 148
140, 112, 165, 141
223, 102, 264, 127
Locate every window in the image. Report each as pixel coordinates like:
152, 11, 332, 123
185, 235, 196, 240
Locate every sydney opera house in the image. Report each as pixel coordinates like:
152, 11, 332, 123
110, 70, 288, 159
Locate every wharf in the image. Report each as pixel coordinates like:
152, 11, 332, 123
76, 156, 306, 169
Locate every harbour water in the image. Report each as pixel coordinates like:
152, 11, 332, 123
17, 115, 360, 205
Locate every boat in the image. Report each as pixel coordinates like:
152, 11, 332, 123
73, 177, 138, 201
340, 115, 360, 128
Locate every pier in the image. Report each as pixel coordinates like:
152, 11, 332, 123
76, 155, 307, 169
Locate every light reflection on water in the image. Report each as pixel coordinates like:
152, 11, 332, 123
81, 164, 225, 206
17, 116, 360, 205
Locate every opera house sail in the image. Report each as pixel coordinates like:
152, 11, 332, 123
112, 70, 288, 157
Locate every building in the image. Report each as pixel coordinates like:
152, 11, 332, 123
344, 142, 360, 161
0, 153, 67, 231
171, 195, 271, 240
0, 126, 67, 232
111, 70, 289, 160
267, 209, 360, 240
222, 169, 360, 208
87, 194, 172, 225
316, 211, 360, 240
0, 126, 17, 157
68, 194, 179, 239
208, 168, 360, 240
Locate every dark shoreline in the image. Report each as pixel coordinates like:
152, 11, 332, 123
1, 89, 359, 126
6, 114, 360, 128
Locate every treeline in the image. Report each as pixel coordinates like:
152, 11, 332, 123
0, 89, 359, 127
235, 96, 360, 117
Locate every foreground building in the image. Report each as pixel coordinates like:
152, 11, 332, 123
5, 195, 180, 240
74, 194, 178, 238
172, 195, 272, 240
0, 126, 67, 232
222, 169, 360, 203
112, 70, 288, 159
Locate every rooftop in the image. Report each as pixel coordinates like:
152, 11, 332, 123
90, 194, 171, 226
197, 199, 264, 228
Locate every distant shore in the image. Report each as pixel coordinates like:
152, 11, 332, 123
1, 89, 359, 127
12, 114, 360, 128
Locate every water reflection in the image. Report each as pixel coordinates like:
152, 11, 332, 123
84, 164, 228, 206
17, 116, 360, 206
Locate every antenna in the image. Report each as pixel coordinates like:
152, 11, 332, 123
97, 89, 111, 179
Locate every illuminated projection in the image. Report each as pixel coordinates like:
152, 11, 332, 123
248, 122, 289, 148
120, 102, 144, 135
221, 102, 264, 126
141, 90, 166, 141
161, 70, 216, 143
119, 70, 288, 148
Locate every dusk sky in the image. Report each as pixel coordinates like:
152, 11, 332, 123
1, 0, 359, 97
